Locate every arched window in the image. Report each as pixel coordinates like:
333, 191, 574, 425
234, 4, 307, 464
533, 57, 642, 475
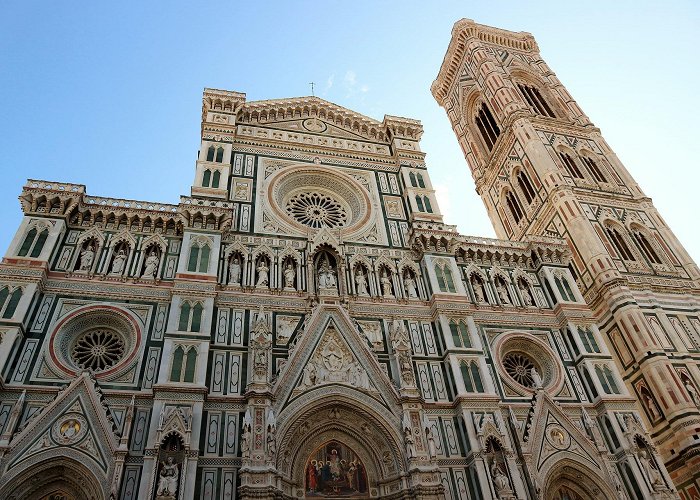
184, 347, 197, 383
603, 366, 619, 393
202, 169, 211, 187
215, 147, 224, 163
212, 170, 221, 189
449, 320, 471, 348
170, 345, 197, 383
415, 195, 424, 212
178, 301, 204, 332
206, 146, 215, 162
566, 329, 581, 357
578, 328, 600, 353
178, 302, 191, 331
603, 416, 621, 451
605, 226, 636, 261
460, 360, 484, 393
505, 190, 524, 223
582, 156, 607, 183
423, 196, 433, 213
517, 83, 556, 118
0, 287, 22, 319
187, 240, 211, 273
170, 346, 184, 382
475, 103, 501, 151
435, 263, 456, 293
595, 365, 620, 394
17, 226, 49, 258
632, 230, 662, 264
416, 173, 426, 188
409, 172, 417, 187
558, 152, 584, 179
553, 274, 575, 302
516, 170, 536, 204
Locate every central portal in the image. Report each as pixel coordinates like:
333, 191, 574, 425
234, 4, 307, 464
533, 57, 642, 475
305, 440, 369, 498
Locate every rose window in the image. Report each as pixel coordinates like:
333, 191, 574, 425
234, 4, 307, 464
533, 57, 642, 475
71, 328, 126, 372
503, 352, 538, 388
285, 192, 348, 229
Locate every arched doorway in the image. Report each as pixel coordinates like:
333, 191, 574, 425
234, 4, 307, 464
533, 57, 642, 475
304, 440, 369, 498
0, 457, 102, 500
543, 461, 615, 500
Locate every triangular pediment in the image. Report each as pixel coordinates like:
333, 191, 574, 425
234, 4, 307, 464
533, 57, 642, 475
0, 373, 118, 497
522, 391, 601, 474
238, 96, 391, 143
253, 118, 372, 142
273, 305, 399, 413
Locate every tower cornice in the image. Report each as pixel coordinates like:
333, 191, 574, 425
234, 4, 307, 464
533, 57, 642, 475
431, 19, 538, 106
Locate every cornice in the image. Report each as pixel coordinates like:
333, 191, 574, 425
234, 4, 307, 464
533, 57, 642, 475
432, 18, 538, 106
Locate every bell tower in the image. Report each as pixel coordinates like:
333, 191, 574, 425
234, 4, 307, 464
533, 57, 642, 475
433, 19, 700, 493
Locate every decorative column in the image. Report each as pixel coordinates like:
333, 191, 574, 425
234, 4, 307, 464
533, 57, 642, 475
239, 306, 279, 500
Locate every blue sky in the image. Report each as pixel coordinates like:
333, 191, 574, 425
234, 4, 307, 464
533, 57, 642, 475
1, 1, 698, 262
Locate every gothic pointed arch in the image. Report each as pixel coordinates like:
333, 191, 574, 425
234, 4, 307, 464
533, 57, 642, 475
0, 372, 119, 499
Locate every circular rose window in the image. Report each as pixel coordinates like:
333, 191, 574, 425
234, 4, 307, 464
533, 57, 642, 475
49, 306, 141, 379
493, 332, 564, 395
285, 192, 348, 229
71, 328, 126, 372
503, 352, 539, 388
266, 165, 373, 237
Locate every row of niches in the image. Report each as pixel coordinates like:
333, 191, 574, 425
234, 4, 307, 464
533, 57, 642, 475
222, 248, 425, 301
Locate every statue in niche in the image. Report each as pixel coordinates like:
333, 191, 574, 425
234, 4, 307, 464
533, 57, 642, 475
283, 262, 296, 291
425, 424, 437, 458
495, 279, 511, 304
142, 249, 159, 279
256, 258, 269, 287
403, 272, 418, 299
110, 248, 127, 275
684, 379, 700, 407
228, 255, 242, 285
404, 427, 416, 459
638, 448, 662, 487
78, 243, 95, 271
531, 367, 543, 389
643, 393, 660, 420
380, 270, 393, 297
471, 276, 485, 303
355, 267, 368, 296
490, 461, 511, 497
317, 257, 337, 291
240, 425, 251, 459
156, 457, 179, 498
518, 279, 534, 306
398, 350, 416, 386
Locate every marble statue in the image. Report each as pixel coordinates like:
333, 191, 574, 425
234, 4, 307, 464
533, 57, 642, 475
355, 268, 368, 296
496, 281, 510, 304
491, 461, 510, 496
283, 262, 296, 290
156, 457, 179, 498
142, 250, 159, 279
228, 256, 242, 285
403, 273, 418, 298
110, 248, 126, 275
380, 271, 393, 297
79, 245, 94, 271
256, 259, 269, 287
318, 258, 337, 291
531, 367, 543, 389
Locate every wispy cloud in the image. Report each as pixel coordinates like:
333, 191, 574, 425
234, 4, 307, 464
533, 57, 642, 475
323, 74, 334, 95
342, 69, 369, 98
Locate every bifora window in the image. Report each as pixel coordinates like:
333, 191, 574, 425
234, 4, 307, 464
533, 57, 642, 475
71, 328, 126, 372
285, 192, 348, 229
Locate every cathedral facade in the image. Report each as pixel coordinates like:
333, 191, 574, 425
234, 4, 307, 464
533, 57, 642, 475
0, 18, 695, 500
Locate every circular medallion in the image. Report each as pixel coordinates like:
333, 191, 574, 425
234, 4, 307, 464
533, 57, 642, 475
52, 414, 87, 444
546, 425, 570, 449
503, 352, 538, 388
